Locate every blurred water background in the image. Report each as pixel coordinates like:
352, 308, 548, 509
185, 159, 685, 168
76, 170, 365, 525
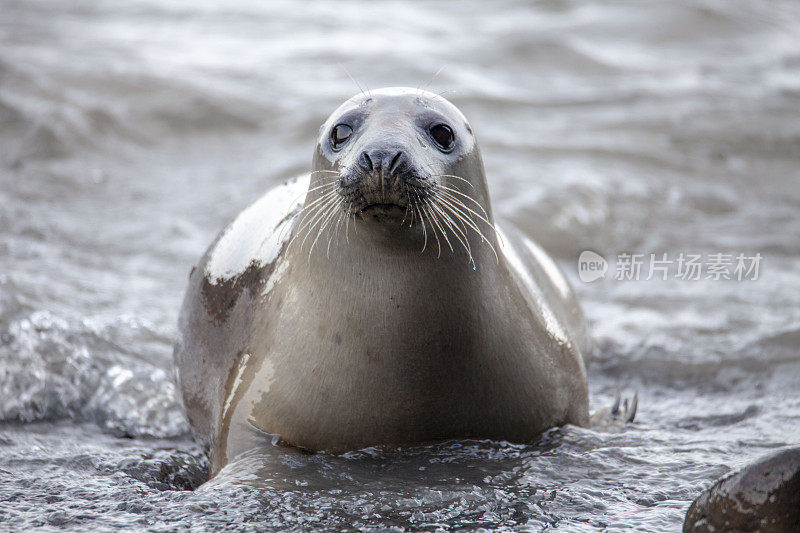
1, 0, 799, 530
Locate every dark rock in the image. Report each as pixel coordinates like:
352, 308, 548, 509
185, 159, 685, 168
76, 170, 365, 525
684, 446, 800, 533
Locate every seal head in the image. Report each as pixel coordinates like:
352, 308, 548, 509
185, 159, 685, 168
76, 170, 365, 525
310, 87, 491, 233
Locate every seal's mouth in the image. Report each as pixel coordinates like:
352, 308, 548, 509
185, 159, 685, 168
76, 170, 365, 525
336, 161, 431, 224
360, 203, 405, 212
358, 202, 407, 222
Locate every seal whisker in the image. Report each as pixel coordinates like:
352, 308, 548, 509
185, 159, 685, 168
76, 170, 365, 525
313, 196, 343, 245
306, 179, 336, 189
400, 192, 412, 227
437, 185, 490, 218
434, 88, 455, 101
337, 203, 350, 249
420, 202, 443, 259
427, 203, 444, 259
428, 201, 463, 253
307, 175, 339, 186
327, 200, 346, 259
305, 181, 339, 194
340, 64, 369, 99
400, 205, 409, 227
430, 196, 474, 265
291, 189, 340, 239
423, 200, 446, 259
437, 202, 486, 266
294, 200, 332, 253
328, 198, 347, 252
344, 203, 352, 244
436, 189, 501, 242
429, 196, 475, 268
416, 66, 446, 97
407, 189, 416, 227
436, 193, 493, 244
305, 174, 340, 189
435, 192, 484, 235
336, 201, 349, 244
290, 184, 336, 208
292, 192, 340, 252
430, 173, 475, 189
413, 199, 428, 254
306, 178, 339, 190
289, 179, 338, 207
411, 190, 439, 257
295, 187, 340, 218
307, 197, 344, 262
431, 193, 470, 242
437, 195, 500, 263
425, 66, 445, 92
307, 173, 339, 182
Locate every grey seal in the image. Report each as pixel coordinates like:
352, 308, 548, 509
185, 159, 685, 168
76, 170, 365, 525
174, 87, 591, 476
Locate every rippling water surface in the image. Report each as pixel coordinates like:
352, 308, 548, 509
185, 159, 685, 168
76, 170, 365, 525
1, 0, 799, 530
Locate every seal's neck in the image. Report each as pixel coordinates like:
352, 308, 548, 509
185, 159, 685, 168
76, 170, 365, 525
284, 217, 500, 313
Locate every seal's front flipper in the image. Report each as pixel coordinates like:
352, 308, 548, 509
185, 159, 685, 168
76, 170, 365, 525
590, 389, 638, 430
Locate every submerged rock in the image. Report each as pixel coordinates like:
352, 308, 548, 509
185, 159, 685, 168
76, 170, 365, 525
683, 446, 800, 533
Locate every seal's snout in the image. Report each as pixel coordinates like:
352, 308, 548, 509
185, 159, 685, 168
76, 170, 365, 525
339, 143, 426, 220
357, 148, 405, 175
357, 147, 409, 186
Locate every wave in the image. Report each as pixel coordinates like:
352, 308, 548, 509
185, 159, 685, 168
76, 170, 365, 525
0, 309, 188, 438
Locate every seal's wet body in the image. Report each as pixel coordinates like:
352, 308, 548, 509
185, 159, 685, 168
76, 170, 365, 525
174, 88, 590, 476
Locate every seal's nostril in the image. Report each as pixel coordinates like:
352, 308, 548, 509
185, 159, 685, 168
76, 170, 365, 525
389, 151, 403, 175
359, 152, 373, 172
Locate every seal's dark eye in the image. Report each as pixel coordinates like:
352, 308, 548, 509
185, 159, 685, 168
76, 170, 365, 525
330, 124, 352, 150
429, 124, 455, 151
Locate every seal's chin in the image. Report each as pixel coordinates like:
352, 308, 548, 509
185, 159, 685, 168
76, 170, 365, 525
358, 203, 408, 223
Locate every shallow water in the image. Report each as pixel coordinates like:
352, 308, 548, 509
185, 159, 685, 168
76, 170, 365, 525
1, 0, 799, 530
